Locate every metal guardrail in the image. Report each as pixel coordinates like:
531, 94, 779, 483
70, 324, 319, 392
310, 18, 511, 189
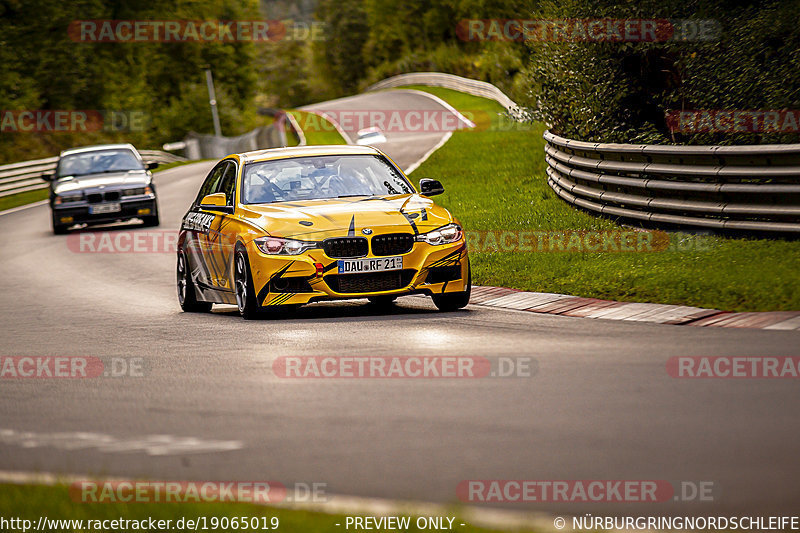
372, 71, 800, 233
173, 115, 291, 160
366, 72, 523, 118
544, 131, 800, 233
0, 150, 187, 199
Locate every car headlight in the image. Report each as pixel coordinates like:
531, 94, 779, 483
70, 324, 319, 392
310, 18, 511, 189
415, 223, 463, 245
254, 236, 318, 255
54, 194, 83, 205
122, 186, 152, 197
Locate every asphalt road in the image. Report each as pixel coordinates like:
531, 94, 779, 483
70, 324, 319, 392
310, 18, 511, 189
0, 90, 798, 518
301, 89, 468, 172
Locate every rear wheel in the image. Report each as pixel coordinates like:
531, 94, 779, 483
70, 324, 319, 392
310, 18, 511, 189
432, 262, 471, 312
235, 248, 263, 320
177, 251, 212, 313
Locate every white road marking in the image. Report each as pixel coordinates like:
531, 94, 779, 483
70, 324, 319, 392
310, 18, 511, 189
404, 131, 452, 175
395, 88, 476, 128
0, 200, 48, 216
0, 428, 242, 456
298, 109, 354, 144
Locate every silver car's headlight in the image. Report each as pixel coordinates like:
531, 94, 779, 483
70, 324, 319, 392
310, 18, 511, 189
122, 186, 152, 197
254, 236, 318, 255
54, 194, 83, 205
415, 223, 463, 245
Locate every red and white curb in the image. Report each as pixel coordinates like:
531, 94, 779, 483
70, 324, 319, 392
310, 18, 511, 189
468, 286, 800, 330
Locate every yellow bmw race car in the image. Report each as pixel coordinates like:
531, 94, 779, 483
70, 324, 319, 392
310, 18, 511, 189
177, 145, 470, 319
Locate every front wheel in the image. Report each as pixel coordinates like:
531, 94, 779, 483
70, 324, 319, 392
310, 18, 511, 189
177, 251, 212, 313
52, 212, 68, 234
234, 248, 263, 320
431, 263, 471, 312
141, 213, 160, 227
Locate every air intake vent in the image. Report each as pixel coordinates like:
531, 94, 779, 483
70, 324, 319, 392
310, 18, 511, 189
323, 237, 368, 258
371, 233, 414, 256
325, 270, 415, 293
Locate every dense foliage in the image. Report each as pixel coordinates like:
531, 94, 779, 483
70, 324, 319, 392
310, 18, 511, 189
0, 0, 262, 163
2, 0, 797, 164
527, 0, 800, 144
311, 0, 535, 101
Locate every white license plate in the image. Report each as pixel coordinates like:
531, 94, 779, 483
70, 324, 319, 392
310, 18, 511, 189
338, 256, 403, 274
90, 202, 121, 214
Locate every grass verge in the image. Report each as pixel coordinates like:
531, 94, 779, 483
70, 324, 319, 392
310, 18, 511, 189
0, 188, 49, 212
0, 483, 532, 533
287, 110, 348, 146
400, 85, 800, 312
151, 160, 199, 173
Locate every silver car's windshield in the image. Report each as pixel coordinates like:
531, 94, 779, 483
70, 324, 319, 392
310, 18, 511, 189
241, 154, 413, 204
57, 149, 143, 177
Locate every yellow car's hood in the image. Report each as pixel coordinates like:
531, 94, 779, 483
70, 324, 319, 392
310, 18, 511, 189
237, 194, 454, 241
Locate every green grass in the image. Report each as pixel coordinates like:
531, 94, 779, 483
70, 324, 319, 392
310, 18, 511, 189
152, 159, 199, 173
401, 86, 800, 312
0, 483, 534, 533
287, 110, 348, 146
0, 188, 49, 212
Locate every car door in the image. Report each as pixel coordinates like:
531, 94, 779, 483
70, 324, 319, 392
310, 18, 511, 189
182, 161, 228, 292
206, 161, 238, 292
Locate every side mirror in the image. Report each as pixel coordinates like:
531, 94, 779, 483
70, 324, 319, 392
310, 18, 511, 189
146, 162, 159, 170
200, 192, 232, 213
41, 172, 55, 182
419, 178, 444, 196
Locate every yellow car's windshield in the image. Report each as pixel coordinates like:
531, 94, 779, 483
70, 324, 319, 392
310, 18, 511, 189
241, 154, 413, 204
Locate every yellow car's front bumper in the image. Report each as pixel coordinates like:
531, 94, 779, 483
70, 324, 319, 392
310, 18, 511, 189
245, 239, 469, 307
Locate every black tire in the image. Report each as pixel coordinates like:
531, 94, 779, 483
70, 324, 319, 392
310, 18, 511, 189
177, 250, 212, 313
52, 213, 68, 234
234, 248, 263, 320
432, 262, 471, 312
141, 213, 160, 227
141, 202, 160, 227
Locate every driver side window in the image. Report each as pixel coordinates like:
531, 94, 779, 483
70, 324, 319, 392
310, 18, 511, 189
195, 162, 228, 206
216, 162, 237, 206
